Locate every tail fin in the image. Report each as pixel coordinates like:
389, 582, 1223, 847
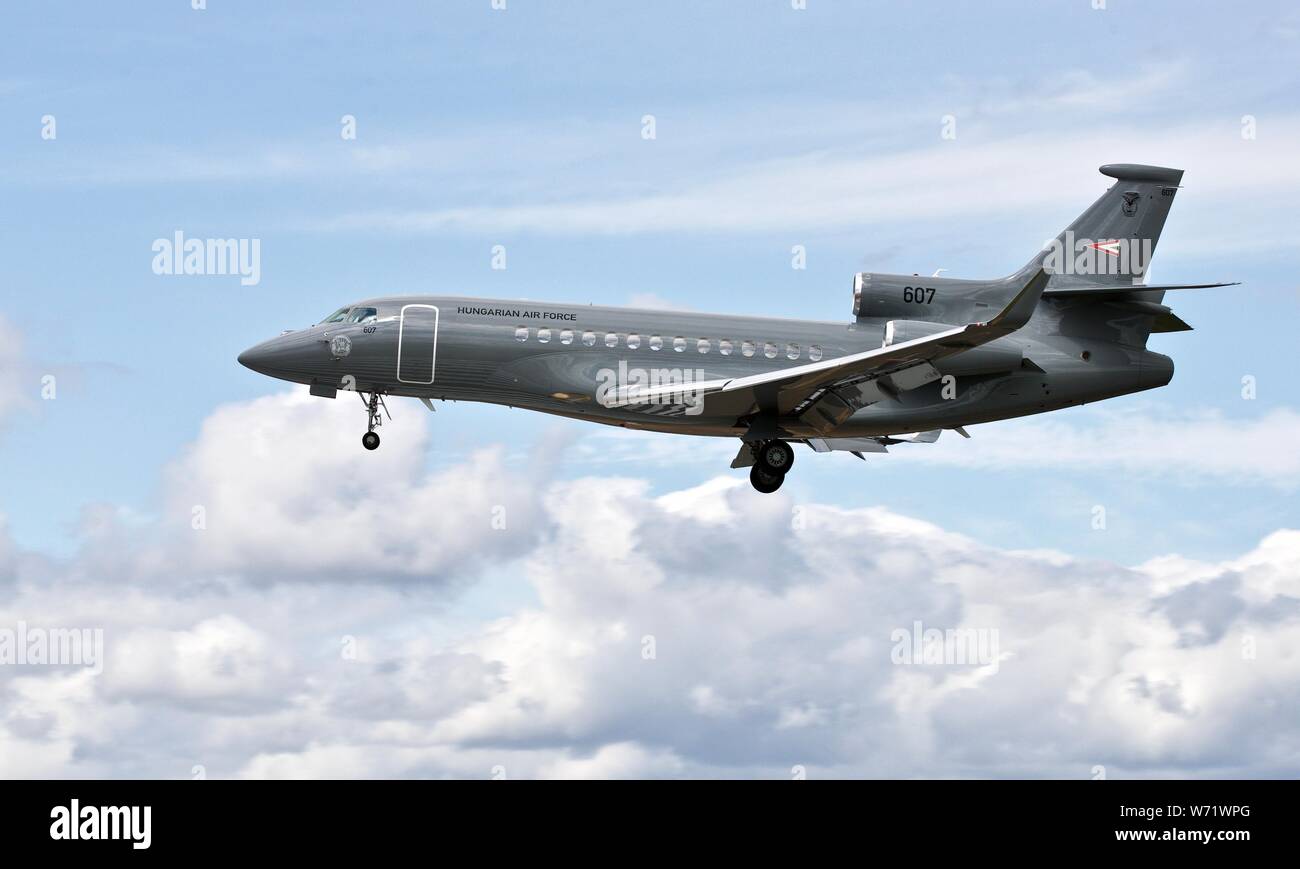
1012, 163, 1183, 290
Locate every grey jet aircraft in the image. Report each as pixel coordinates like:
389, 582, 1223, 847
239, 163, 1234, 492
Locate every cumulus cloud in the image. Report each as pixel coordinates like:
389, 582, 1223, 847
71, 390, 547, 585
3, 393, 1298, 778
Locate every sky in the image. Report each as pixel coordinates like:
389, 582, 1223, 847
1, 1, 1299, 778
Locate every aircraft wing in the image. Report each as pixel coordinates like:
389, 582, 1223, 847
609, 267, 1049, 432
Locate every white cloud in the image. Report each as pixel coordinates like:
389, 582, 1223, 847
309, 117, 1300, 257
79, 390, 548, 584
943, 61, 1190, 117
16, 61, 1288, 263
884, 404, 1300, 489
535, 742, 686, 780
103, 615, 292, 711
3, 393, 1299, 779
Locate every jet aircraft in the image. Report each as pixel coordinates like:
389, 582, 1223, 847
239, 164, 1233, 492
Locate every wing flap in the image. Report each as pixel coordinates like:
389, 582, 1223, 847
807, 437, 889, 454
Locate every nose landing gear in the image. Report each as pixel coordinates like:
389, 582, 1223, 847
747, 440, 795, 492
359, 391, 390, 450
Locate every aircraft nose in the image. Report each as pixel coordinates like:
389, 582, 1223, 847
238, 330, 327, 381
237, 340, 276, 374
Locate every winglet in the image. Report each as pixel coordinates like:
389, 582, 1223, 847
985, 267, 1050, 333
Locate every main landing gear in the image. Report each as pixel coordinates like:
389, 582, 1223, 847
359, 391, 391, 451
748, 440, 796, 493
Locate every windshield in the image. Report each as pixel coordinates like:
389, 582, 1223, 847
347, 307, 378, 324
321, 306, 350, 324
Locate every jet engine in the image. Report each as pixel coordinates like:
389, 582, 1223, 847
853, 272, 1007, 324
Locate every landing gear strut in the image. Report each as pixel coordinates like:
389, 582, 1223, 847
748, 439, 794, 492
359, 391, 390, 451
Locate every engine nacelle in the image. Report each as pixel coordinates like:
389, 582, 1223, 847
853, 272, 1004, 324
883, 319, 1025, 376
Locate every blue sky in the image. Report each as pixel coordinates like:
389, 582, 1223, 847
5, 0, 1298, 560
2, 2, 1299, 778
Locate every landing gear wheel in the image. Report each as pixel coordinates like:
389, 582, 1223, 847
749, 464, 785, 494
756, 440, 795, 474
358, 391, 391, 451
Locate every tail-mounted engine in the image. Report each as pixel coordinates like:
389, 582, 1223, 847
853, 272, 1009, 325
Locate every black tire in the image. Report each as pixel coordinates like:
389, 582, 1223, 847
757, 440, 795, 474
749, 464, 784, 494
362, 431, 381, 451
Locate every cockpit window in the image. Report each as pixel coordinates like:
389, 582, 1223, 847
347, 307, 378, 324
322, 307, 350, 324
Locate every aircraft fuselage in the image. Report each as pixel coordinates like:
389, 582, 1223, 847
238, 294, 1172, 440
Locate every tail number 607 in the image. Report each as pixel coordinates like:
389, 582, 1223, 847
903, 286, 936, 304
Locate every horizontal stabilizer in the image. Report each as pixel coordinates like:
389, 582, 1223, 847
1044, 281, 1238, 297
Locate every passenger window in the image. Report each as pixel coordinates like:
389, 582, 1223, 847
582, 331, 596, 346
809, 345, 823, 362
719, 340, 733, 356
605, 332, 618, 348
627, 334, 641, 349
763, 342, 778, 359
673, 337, 686, 352
538, 328, 551, 343
649, 335, 663, 351
741, 340, 756, 357
697, 338, 711, 354
560, 330, 574, 345
514, 326, 529, 342
786, 342, 799, 360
